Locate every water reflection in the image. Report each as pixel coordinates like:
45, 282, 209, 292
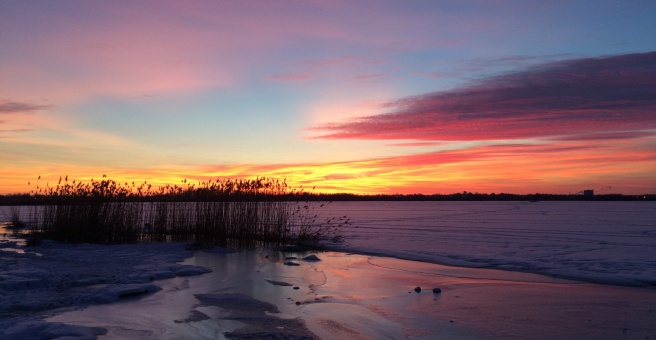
0, 222, 28, 254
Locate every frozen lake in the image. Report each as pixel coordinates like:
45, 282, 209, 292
1, 201, 655, 339
2, 201, 655, 287
322, 201, 656, 287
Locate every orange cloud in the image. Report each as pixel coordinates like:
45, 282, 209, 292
4, 135, 653, 195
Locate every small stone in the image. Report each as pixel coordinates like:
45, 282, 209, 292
432, 288, 442, 294
414, 286, 421, 293
284, 261, 300, 266
295, 301, 301, 305
301, 255, 321, 262
293, 286, 300, 290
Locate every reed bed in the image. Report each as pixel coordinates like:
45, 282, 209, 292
7, 205, 27, 229
24, 176, 346, 247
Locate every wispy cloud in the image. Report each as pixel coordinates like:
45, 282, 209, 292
269, 55, 387, 84
312, 52, 656, 141
386, 141, 445, 147
354, 73, 386, 81
455, 53, 578, 75
0, 128, 33, 133
304, 56, 360, 68
267, 73, 311, 82
0, 101, 51, 114
548, 131, 656, 142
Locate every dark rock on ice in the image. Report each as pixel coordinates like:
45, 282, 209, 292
414, 286, 421, 293
432, 288, 442, 294
265, 279, 293, 286
301, 254, 321, 262
284, 261, 301, 266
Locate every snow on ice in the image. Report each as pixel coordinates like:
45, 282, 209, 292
0, 237, 214, 338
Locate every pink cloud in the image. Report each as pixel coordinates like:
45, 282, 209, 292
312, 52, 656, 141
0, 1, 487, 104
386, 141, 445, 147
547, 131, 656, 142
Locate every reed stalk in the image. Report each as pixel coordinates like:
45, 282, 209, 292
22, 176, 346, 248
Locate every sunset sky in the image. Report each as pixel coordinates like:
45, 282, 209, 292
1, 1, 655, 195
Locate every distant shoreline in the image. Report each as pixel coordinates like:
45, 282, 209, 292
1, 192, 654, 205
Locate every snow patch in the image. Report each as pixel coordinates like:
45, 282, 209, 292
0, 241, 212, 337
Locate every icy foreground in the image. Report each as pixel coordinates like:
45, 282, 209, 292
5, 248, 656, 339
0, 201, 655, 338
0, 229, 655, 339
325, 201, 656, 286
0, 240, 212, 338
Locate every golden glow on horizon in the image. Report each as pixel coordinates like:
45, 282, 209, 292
2, 135, 654, 195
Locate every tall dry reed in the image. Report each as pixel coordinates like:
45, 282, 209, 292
25, 176, 345, 247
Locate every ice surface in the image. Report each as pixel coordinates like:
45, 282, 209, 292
45, 251, 323, 339
2, 201, 654, 287
322, 201, 656, 286
0, 240, 213, 339
49, 250, 656, 339
0, 202, 655, 338
2, 320, 107, 340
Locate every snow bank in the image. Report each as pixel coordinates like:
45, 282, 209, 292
0, 240, 216, 338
